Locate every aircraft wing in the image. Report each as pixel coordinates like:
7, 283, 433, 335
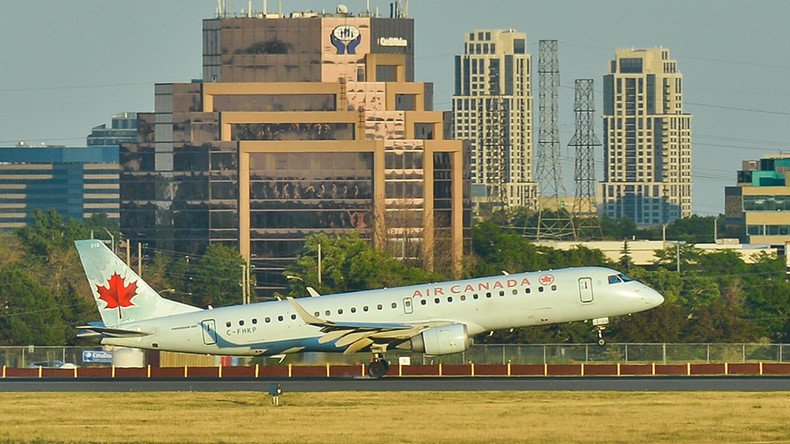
287, 298, 450, 354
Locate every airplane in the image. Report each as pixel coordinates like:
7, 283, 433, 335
74, 239, 664, 378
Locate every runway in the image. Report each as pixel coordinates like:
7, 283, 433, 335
1, 376, 789, 392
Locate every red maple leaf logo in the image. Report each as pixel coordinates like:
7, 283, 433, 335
96, 273, 138, 319
539, 274, 554, 286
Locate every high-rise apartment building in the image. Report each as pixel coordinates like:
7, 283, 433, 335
452, 29, 535, 209
0, 145, 119, 229
599, 48, 692, 225
121, 9, 471, 295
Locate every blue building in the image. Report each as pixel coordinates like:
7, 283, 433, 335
0, 145, 119, 229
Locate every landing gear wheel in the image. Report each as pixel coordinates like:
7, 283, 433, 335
594, 323, 607, 347
367, 358, 390, 378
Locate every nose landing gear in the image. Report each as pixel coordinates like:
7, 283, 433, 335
592, 317, 609, 346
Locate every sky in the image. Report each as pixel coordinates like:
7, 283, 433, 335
2, 0, 789, 216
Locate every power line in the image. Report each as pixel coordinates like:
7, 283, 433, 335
686, 101, 790, 116
0, 82, 152, 93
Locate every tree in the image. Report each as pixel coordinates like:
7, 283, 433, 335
284, 232, 442, 297
0, 231, 22, 269
652, 243, 703, 272
609, 302, 689, 342
190, 245, 248, 307
684, 301, 756, 342
541, 245, 612, 269
730, 253, 790, 342
619, 240, 633, 271
468, 220, 546, 277
15, 209, 90, 258
599, 215, 638, 240
0, 267, 67, 345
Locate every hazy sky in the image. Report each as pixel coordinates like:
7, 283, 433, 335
2, 0, 789, 216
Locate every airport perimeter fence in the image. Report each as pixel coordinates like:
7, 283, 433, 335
1, 343, 788, 368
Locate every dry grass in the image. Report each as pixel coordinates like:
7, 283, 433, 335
0, 391, 788, 443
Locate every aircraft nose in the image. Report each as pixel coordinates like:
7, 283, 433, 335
641, 285, 664, 308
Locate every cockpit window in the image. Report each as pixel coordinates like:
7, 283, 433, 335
618, 273, 634, 282
608, 275, 623, 284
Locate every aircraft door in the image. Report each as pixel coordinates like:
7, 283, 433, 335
403, 297, 413, 314
578, 277, 594, 303
201, 320, 218, 345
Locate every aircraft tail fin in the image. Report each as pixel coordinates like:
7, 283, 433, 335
75, 239, 201, 326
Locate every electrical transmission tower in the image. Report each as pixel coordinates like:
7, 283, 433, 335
569, 79, 603, 240
533, 40, 575, 240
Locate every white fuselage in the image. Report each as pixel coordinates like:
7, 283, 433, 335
100, 266, 663, 356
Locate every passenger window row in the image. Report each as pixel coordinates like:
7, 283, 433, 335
417, 284, 558, 306
313, 301, 398, 318
223, 284, 559, 327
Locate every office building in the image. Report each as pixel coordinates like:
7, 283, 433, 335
0, 145, 119, 229
121, 10, 471, 295
599, 48, 692, 225
726, 154, 790, 245
87, 112, 139, 147
452, 29, 535, 208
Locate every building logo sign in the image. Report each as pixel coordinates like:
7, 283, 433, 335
378, 37, 408, 47
331, 25, 361, 55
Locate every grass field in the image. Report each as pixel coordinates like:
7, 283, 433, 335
1, 391, 788, 443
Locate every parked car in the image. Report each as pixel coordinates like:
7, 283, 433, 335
27, 360, 78, 369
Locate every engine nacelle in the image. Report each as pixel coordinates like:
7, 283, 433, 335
409, 323, 472, 355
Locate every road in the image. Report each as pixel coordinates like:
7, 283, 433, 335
1, 376, 789, 392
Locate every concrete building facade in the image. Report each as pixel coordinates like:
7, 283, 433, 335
121, 11, 471, 295
599, 48, 692, 225
0, 146, 119, 229
452, 29, 535, 209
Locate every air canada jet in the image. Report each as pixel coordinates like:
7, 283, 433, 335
75, 239, 664, 378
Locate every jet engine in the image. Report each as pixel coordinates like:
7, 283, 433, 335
408, 323, 472, 355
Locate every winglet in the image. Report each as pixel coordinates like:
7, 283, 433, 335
287, 297, 333, 327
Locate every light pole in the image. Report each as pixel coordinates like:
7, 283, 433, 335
240, 264, 248, 304
676, 240, 687, 273
317, 243, 322, 284
102, 227, 115, 254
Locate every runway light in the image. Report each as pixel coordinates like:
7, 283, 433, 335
268, 383, 283, 406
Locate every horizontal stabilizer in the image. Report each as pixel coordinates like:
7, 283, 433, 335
76, 325, 152, 339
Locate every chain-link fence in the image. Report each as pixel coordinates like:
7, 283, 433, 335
1, 343, 788, 368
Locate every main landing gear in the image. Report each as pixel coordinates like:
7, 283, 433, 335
592, 317, 609, 346
367, 353, 390, 378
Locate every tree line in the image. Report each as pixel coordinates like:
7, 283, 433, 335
0, 210, 250, 346
0, 209, 787, 346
